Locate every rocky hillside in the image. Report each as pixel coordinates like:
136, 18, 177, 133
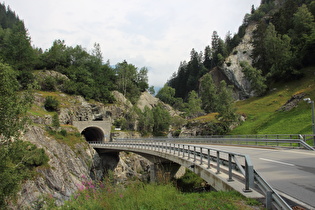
11, 87, 162, 208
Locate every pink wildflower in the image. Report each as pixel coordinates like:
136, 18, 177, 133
76, 183, 86, 191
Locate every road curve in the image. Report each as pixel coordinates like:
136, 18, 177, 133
198, 145, 315, 209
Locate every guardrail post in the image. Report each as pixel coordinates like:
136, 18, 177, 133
216, 151, 220, 174
207, 149, 210, 169
182, 145, 185, 158
200, 148, 203, 165
266, 191, 272, 210
193, 146, 196, 162
227, 154, 233, 182
188, 145, 190, 159
244, 156, 253, 192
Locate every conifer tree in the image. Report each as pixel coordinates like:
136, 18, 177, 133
200, 73, 218, 113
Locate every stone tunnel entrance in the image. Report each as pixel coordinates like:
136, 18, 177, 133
73, 121, 111, 142
81, 126, 104, 142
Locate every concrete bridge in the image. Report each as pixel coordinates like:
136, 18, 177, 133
89, 140, 293, 210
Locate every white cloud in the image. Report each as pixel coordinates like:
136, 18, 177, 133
4, 0, 260, 87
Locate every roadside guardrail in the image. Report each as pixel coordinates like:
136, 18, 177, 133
115, 134, 315, 151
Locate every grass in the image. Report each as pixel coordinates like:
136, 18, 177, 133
231, 66, 315, 135
47, 128, 86, 150
44, 180, 261, 210
193, 112, 219, 123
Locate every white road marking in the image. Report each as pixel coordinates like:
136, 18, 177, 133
259, 158, 295, 166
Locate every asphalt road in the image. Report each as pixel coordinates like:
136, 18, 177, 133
200, 145, 315, 209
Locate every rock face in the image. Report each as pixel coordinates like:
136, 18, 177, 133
15, 125, 152, 208
136, 91, 159, 111
114, 152, 151, 184
16, 125, 99, 208
219, 23, 257, 99
136, 91, 179, 116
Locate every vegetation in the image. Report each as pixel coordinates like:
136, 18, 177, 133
41, 174, 261, 210
240, 61, 267, 96
156, 0, 315, 135
44, 96, 60, 112
0, 61, 49, 208
0, 3, 150, 105
231, 66, 315, 135
175, 169, 206, 192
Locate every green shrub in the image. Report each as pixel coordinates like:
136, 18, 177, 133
41, 76, 57, 91
44, 96, 59, 112
0, 140, 49, 208
60, 129, 67, 137
176, 169, 206, 192
52, 113, 60, 128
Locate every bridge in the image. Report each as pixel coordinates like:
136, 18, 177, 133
88, 135, 315, 210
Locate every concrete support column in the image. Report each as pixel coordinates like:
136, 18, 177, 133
150, 162, 183, 183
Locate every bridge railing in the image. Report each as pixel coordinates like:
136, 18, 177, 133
115, 134, 315, 150
89, 141, 291, 209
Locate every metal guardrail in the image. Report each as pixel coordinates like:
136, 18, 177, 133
89, 141, 292, 209
115, 134, 315, 151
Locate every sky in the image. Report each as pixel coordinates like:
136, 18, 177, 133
5, 0, 261, 88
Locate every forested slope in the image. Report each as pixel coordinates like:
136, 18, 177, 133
156, 0, 315, 134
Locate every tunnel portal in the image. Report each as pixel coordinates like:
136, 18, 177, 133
81, 126, 104, 142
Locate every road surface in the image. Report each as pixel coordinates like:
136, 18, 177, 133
200, 145, 315, 209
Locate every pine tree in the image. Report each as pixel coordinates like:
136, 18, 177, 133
217, 80, 237, 122
200, 73, 218, 113
263, 23, 295, 80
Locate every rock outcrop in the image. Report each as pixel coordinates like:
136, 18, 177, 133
219, 23, 257, 100
136, 91, 179, 116
114, 152, 151, 184
278, 92, 307, 111
16, 125, 99, 208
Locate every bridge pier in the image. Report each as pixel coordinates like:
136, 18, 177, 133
150, 162, 185, 183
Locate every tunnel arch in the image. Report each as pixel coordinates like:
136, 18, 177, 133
81, 126, 105, 142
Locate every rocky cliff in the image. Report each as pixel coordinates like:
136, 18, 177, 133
12, 89, 160, 208
16, 125, 97, 208
218, 23, 257, 100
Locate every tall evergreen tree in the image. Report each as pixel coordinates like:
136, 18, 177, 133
263, 23, 295, 80
200, 73, 218, 113
292, 4, 315, 65
203, 45, 212, 69
217, 80, 237, 122
137, 67, 149, 92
